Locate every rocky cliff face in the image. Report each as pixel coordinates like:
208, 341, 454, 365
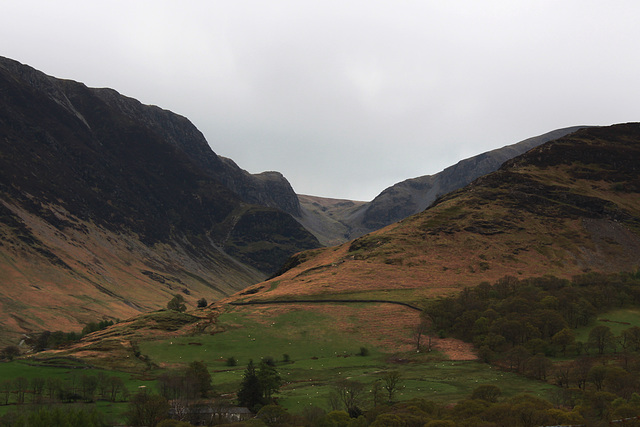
0, 56, 317, 340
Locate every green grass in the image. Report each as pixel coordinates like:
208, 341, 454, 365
138, 309, 556, 412
139, 310, 368, 368
0, 305, 562, 418
0, 360, 151, 421
574, 308, 640, 343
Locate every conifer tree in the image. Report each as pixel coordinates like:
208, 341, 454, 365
237, 360, 262, 411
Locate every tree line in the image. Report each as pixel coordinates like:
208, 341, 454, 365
422, 272, 640, 361
0, 371, 128, 406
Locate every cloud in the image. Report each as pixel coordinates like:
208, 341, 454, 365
2, 1, 640, 200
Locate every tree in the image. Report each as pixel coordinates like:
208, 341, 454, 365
237, 360, 263, 411
1, 380, 12, 405
158, 370, 198, 401
108, 376, 128, 402
45, 377, 63, 401
370, 380, 386, 408
382, 371, 403, 403
551, 328, 575, 356
80, 374, 98, 402
588, 365, 608, 391
588, 325, 615, 354
471, 384, 502, 403
31, 377, 45, 403
257, 359, 282, 402
571, 357, 593, 390
167, 294, 187, 312
527, 354, 552, 380
33, 331, 51, 352
332, 379, 365, 417
1, 345, 20, 361
126, 390, 169, 427
621, 326, 640, 352
197, 298, 207, 308
14, 377, 28, 405
187, 361, 212, 398
504, 345, 530, 372
12, 407, 105, 427
257, 405, 290, 426
413, 319, 431, 352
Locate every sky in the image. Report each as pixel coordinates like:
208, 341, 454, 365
2, 1, 640, 201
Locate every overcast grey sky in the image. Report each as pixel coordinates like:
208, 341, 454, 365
2, 1, 639, 200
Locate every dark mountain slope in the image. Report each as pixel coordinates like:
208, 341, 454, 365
238, 123, 640, 303
0, 57, 318, 341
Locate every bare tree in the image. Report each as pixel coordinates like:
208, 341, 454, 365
382, 371, 403, 403
332, 379, 365, 416
413, 319, 431, 352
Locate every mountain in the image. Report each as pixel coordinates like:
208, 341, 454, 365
47, 123, 640, 374
0, 57, 319, 342
236, 123, 640, 303
296, 126, 587, 245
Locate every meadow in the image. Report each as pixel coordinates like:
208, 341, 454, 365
574, 308, 640, 343
138, 307, 555, 412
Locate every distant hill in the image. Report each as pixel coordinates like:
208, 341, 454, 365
296, 126, 587, 245
0, 57, 319, 342
242, 123, 640, 303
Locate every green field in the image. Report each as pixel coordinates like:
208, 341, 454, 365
138, 309, 555, 412
0, 360, 151, 421
574, 308, 640, 344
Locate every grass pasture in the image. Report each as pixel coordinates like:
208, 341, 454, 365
574, 308, 640, 344
0, 360, 145, 420
138, 304, 556, 412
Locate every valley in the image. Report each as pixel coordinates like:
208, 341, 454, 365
1, 56, 640, 426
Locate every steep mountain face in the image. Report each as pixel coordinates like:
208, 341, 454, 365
0, 57, 318, 341
239, 123, 640, 303
297, 126, 587, 245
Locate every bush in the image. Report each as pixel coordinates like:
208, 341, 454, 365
167, 294, 187, 312
471, 384, 502, 403
1, 345, 20, 361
